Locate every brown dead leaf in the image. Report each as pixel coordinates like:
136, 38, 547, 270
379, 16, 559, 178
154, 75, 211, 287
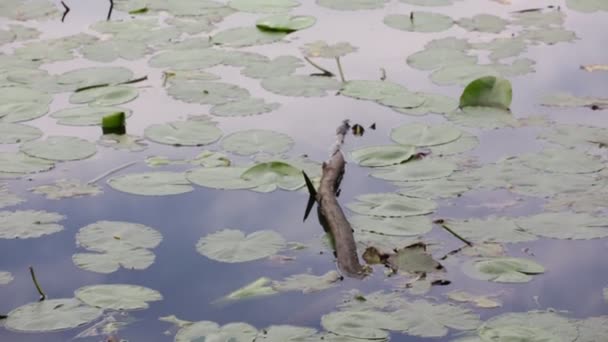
580, 64, 608, 72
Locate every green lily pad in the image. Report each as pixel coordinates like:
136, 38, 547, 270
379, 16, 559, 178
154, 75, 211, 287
168, 80, 250, 105
81, 40, 149, 62
229, 0, 299, 13
69, 86, 139, 106
51, 106, 132, 126
371, 158, 456, 182
391, 123, 462, 147
446, 291, 501, 309
0, 185, 24, 208
149, 49, 225, 70
393, 300, 481, 337
213, 27, 286, 47
0, 152, 54, 174
350, 145, 416, 167
30, 179, 102, 200
321, 310, 395, 339
459, 76, 512, 110
446, 106, 516, 128
392, 92, 458, 116
347, 193, 436, 217
144, 120, 222, 146
20, 136, 97, 161
519, 148, 604, 174
384, 12, 453, 32
377, 91, 426, 109
210, 98, 280, 117
75, 284, 162, 311
241, 161, 304, 191
429, 132, 479, 155
0, 123, 41, 144
442, 217, 537, 243
221, 129, 294, 156
473, 37, 527, 61
0, 101, 49, 123
388, 243, 443, 274
516, 212, 608, 240
57, 67, 134, 91
407, 48, 477, 71
222, 277, 277, 302
257, 325, 317, 341
73, 249, 156, 274
351, 215, 432, 236
475, 311, 579, 342
187, 166, 262, 190
512, 8, 565, 28
272, 270, 341, 293
538, 124, 608, 148
463, 257, 544, 283
301, 41, 358, 58
458, 14, 507, 33
5, 298, 102, 333
567, 0, 608, 12
0, 271, 13, 285
241, 56, 303, 79
262, 75, 341, 97
340, 80, 406, 100
98, 134, 148, 152
0, 210, 64, 240
256, 15, 316, 33
196, 229, 286, 263
108, 172, 194, 196
317, 0, 387, 10
521, 28, 577, 45
176, 322, 258, 342
541, 92, 608, 109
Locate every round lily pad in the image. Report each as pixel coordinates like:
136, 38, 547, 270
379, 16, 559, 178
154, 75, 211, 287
407, 48, 477, 71
317, 0, 387, 10
76, 221, 162, 253
321, 310, 393, 339
350, 145, 416, 167
392, 301, 481, 337
384, 12, 454, 32
256, 15, 316, 33
51, 106, 132, 126
69, 86, 139, 106
229, 0, 300, 13
392, 92, 458, 116
75, 284, 162, 311
391, 123, 462, 147
351, 215, 432, 236
57, 67, 134, 91
210, 98, 280, 117
212, 27, 286, 47
429, 132, 478, 155
430, 64, 499, 86
261, 75, 340, 97
5, 298, 102, 333
167, 80, 250, 105
221, 129, 294, 156
516, 212, 608, 240
347, 193, 436, 217
149, 48, 225, 70
477, 311, 578, 342
108, 172, 194, 196
81, 40, 148, 62
301, 41, 358, 58
519, 148, 604, 174
20, 136, 97, 161
241, 161, 305, 192
441, 217, 537, 243
196, 229, 286, 263
458, 14, 507, 33
0, 101, 49, 123
371, 158, 456, 182
340, 80, 406, 100
463, 257, 544, 283
187, 166, 262, 190
241, 56, 303, 79
144, 120, 222, 146
446, 106, 516, 128
176, 322, 258, 342
73, 249, 156, 274
0, 152, 54, 174
0, 123, 42, 144
0, 210, 64, 239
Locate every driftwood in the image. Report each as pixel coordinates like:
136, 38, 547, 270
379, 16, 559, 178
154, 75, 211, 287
309, 121, 366, 278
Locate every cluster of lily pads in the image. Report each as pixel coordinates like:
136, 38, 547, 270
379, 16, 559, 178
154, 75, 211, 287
1, 0, 608, 341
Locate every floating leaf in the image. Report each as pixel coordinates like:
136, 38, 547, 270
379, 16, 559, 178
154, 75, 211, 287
175, 322, 258, 342
30, 179, 102, 199
98, 134, 148, 152
144, 120, 222, 146
473, 37, 527, 61
458, 14, 507, 33
371, 158, 456, 182
257, 325, 317, 341
474, 311, 578, 342
229, 0, 300, 13
341, 80, 406, 100
515, 212, 608, 240
384, 12, 453, 32
50, 106, 132, 126
73, 249, 156, 274
261, 75, 340, 97
256, 15, 316, 33
213, 27, 286, 47
429, 132, 478, 155
397, 176, 474, 199
272, 271, 341, 293
350, 145, 415, 167
81, 40, 148, 63
168, 80, 250, 105
447, 106, 516, 128
241, 161, 305, 191
407, 48, 476, 71
0, 152, 54, 174
392, 92, 458, 116
446, 291, 501, 308
75, 284, 162, 311
0, 271, 13, 285
187, 166, 261, 190
0, 210, 64, 239
442, 217, 537, 243
388, 243, 443, 274
567, 0, 608, 12
521, 28, 577, 45
463, 257, 544, 283
0, 123, 42, 144
149, 49, 224, 71
301, 41, 358, 58
519, 148, 604, 174
581, 64, 608, 72
221, 130, 294, 156
57, 67, 134, 91
108, 172, 194, 196
347, 193, 436, 217
5, 299, 102, 333
391, 123, 462, 147
241, 56, 303, 79
317, 0, 387, 10
196, 229, 286, 263
210, 98, 280, 117
222, 277, 277, 302
541, 92, 608, 109
459, 76, 512, 110
0, 185, 24, 208
393, 300, 481, 337
20, 136, 97, 161
321, 310, 395, 339
69, 85, 139, 106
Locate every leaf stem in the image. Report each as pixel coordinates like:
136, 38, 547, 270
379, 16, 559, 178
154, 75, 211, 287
88, 161, 137, 184
107, 0, 114, 21
335, 57, 346, 83
29, 266, 46, 301
304, 57, 334, 77
440, 223, 473, 246
60, 1, 70, 22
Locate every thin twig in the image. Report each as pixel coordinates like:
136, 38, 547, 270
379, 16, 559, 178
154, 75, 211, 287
304, 57, 334, 77
335, 57, 346, 83
29, 266, 46, 301
440, 224, 473, 246
120, 75, 148, 85
88, 161, 137, 184
380, 68, 387, 81
107, 0, 114, 21
60, 1, 70, 22
439, 244, 467, 260
75, 76, 148, 93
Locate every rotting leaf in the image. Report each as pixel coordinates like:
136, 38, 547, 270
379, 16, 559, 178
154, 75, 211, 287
387, 242, 444, 274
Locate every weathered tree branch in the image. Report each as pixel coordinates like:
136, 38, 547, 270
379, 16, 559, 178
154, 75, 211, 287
107, 0, 114, 21
60, 1, 70, 22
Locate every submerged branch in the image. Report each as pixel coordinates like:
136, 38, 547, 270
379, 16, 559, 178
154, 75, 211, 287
304, 57, 334, 77
29, 266, 46, 301
88, 161, 137, 184
60, 1, 70, 22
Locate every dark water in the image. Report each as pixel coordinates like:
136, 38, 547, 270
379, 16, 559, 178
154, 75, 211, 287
2, 0, 608, 341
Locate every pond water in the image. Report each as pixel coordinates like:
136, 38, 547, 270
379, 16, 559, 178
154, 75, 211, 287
1, 0, 608, 341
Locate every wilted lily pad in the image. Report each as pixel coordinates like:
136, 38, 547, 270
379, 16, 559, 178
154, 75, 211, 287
0, 123, 42, 144
51, 106, 132, 126
221, 129, 294, 156
30, 179, 102, 199
196, 229, 286, 263
75, 284, 162, 311
347, 193, 436, 217
0, 210, 64, 239
388, 243, 443, 274
391, 123, 462, 147
256, 15, 316, 33
144, 120, 222, 146
20, 136, 97, 161
108, 172, 193, 196
463, 257, 544, 283
459, 76, 512, 110
272, 271, 341, 293
241, 161, 305, 191
0, 271, 13, 285
384, 12, 453, 32
213, 27, 286, 47
350, 145, 415, 167
69, 86, 139, 106
5, 298, 102, 333
222, 277, 277, 302
262, 75, 341, 97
